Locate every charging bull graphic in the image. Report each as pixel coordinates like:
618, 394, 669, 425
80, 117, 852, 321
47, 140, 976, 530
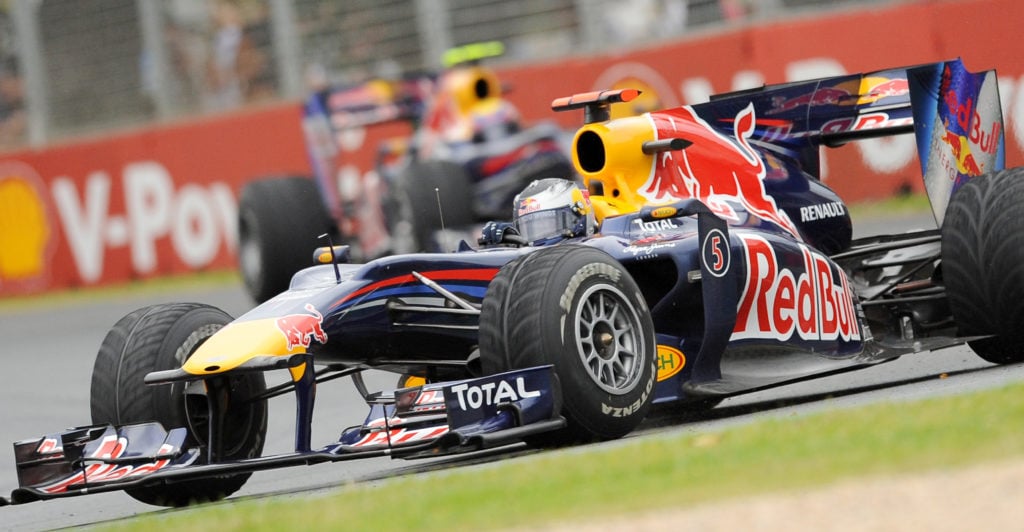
277, 304, 328, 350
639, 103, 801, 237
769, 86, 851, 115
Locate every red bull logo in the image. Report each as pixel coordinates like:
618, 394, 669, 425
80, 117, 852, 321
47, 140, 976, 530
857, 78, 909, 104
769, 86, 852, 114
639, 103, 800, 237
943, 88, 1001, 161
276, 304, 328, 350
517, 197, 540, 215
942, 128, 983, 176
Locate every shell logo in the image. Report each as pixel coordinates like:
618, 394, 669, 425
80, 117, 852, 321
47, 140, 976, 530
0, 162, 52, 288
592, 63, 680, 121
656, 345, 686, 382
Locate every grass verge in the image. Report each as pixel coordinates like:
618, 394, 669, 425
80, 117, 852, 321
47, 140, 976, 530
108, 380, 1024, 531
0, 270, 241, 313
847, 192, 931, 219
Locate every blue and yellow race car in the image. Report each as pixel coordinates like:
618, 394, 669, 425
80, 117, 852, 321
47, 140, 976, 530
5, 58, 1021, 508
238, 42, 573, 303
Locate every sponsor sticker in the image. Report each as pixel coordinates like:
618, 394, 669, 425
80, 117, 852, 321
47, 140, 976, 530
656, 345, 686, 381
732, 234, 861, 343
701, 228, 730, 277
0, 163, 54, 289
448, 377, 541, 411
650, 206, 677, 219
632, 217, 679, 233
799, 201, 846, 222
276, 304, 328, 350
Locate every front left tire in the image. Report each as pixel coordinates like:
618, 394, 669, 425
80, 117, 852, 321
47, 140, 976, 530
90, 303, 268, 507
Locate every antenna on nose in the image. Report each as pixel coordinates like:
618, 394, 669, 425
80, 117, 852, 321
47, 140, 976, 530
434, 187, 454, 252
551, 89, 642, 124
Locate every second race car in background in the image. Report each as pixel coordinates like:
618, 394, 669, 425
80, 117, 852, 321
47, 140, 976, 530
238, 42, 574, 302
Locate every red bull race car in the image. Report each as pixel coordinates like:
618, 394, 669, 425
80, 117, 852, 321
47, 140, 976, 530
238, 42, 573, 303
5, 58, 1023, 508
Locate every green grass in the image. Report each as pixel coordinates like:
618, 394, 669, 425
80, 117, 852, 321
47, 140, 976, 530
847, 193, 931, 219
107, 381, 1024, 531
0, 270, 241, 313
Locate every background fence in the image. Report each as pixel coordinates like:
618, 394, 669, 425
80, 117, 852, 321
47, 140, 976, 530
0, 0, 897, 149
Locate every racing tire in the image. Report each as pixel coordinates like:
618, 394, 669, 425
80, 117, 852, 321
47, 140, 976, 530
390, 161, 475, 253
238, 176, 333, 303
942, 167, 1024, 364
90, 303, 268, 507
480, 245, 658, 444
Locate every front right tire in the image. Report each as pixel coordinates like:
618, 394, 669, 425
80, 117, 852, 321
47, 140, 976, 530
479, 245, 657, 444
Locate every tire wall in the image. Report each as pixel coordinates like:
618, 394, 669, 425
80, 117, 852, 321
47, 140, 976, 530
2, 0, 1022, 297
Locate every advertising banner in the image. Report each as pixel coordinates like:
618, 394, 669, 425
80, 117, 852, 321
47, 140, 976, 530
2, 0, 1022, 296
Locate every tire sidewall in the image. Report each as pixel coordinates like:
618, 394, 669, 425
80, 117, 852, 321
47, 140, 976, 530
487, 246, 657, 441
237, 177, 333, 302
942, 168, 1024, 363
90, 303, 268, 505
542, 255, 657, 437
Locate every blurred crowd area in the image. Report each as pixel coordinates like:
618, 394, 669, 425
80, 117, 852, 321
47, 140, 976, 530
0, 0, 897, 149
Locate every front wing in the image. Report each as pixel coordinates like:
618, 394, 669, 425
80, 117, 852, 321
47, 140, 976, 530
2, 366, 563, 505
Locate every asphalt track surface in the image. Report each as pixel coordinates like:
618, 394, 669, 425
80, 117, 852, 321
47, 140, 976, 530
2, 212, 1023, 531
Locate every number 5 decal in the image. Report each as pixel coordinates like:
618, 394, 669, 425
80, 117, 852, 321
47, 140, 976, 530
701, 228, 730, 278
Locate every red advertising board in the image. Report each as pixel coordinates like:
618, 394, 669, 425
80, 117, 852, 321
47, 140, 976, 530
2, 0, 1022, 296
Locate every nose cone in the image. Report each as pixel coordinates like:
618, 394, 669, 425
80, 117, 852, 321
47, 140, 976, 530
182, 318, 307, 376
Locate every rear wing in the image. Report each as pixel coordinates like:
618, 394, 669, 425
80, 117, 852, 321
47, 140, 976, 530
300, 77, 433, 226
693, 59, 1005, 224
304, 77, 433, 131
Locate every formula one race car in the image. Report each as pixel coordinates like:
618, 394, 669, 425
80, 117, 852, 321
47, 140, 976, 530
238, 42, 573, 302
5, 58, 1021, 508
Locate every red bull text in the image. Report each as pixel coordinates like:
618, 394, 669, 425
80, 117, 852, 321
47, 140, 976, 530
732, 234, 861, 343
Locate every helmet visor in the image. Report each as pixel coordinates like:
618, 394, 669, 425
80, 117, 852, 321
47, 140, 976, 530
517, 208, 578, 242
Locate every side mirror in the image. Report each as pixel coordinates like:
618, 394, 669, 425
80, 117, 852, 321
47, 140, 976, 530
313, 245, 350, 265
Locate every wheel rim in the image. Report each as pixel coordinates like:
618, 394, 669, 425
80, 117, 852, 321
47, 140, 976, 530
574, 283, 645, 395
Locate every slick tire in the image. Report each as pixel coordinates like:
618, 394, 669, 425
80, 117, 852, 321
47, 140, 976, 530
480, 245, 657, 444
390, 161, 475, 253
238, 176, 333, 303
90, 303, 268, 507
942, 167, 1024, 364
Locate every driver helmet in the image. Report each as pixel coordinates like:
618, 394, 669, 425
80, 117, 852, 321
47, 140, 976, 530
513, 178, 595, 244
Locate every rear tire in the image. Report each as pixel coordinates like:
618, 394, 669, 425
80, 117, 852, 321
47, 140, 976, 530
942, 167, 1024, 364
480, 245, 657, 444
390, 161, 475, 252
238, 177, 333, 303
90, 303, 268, 506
